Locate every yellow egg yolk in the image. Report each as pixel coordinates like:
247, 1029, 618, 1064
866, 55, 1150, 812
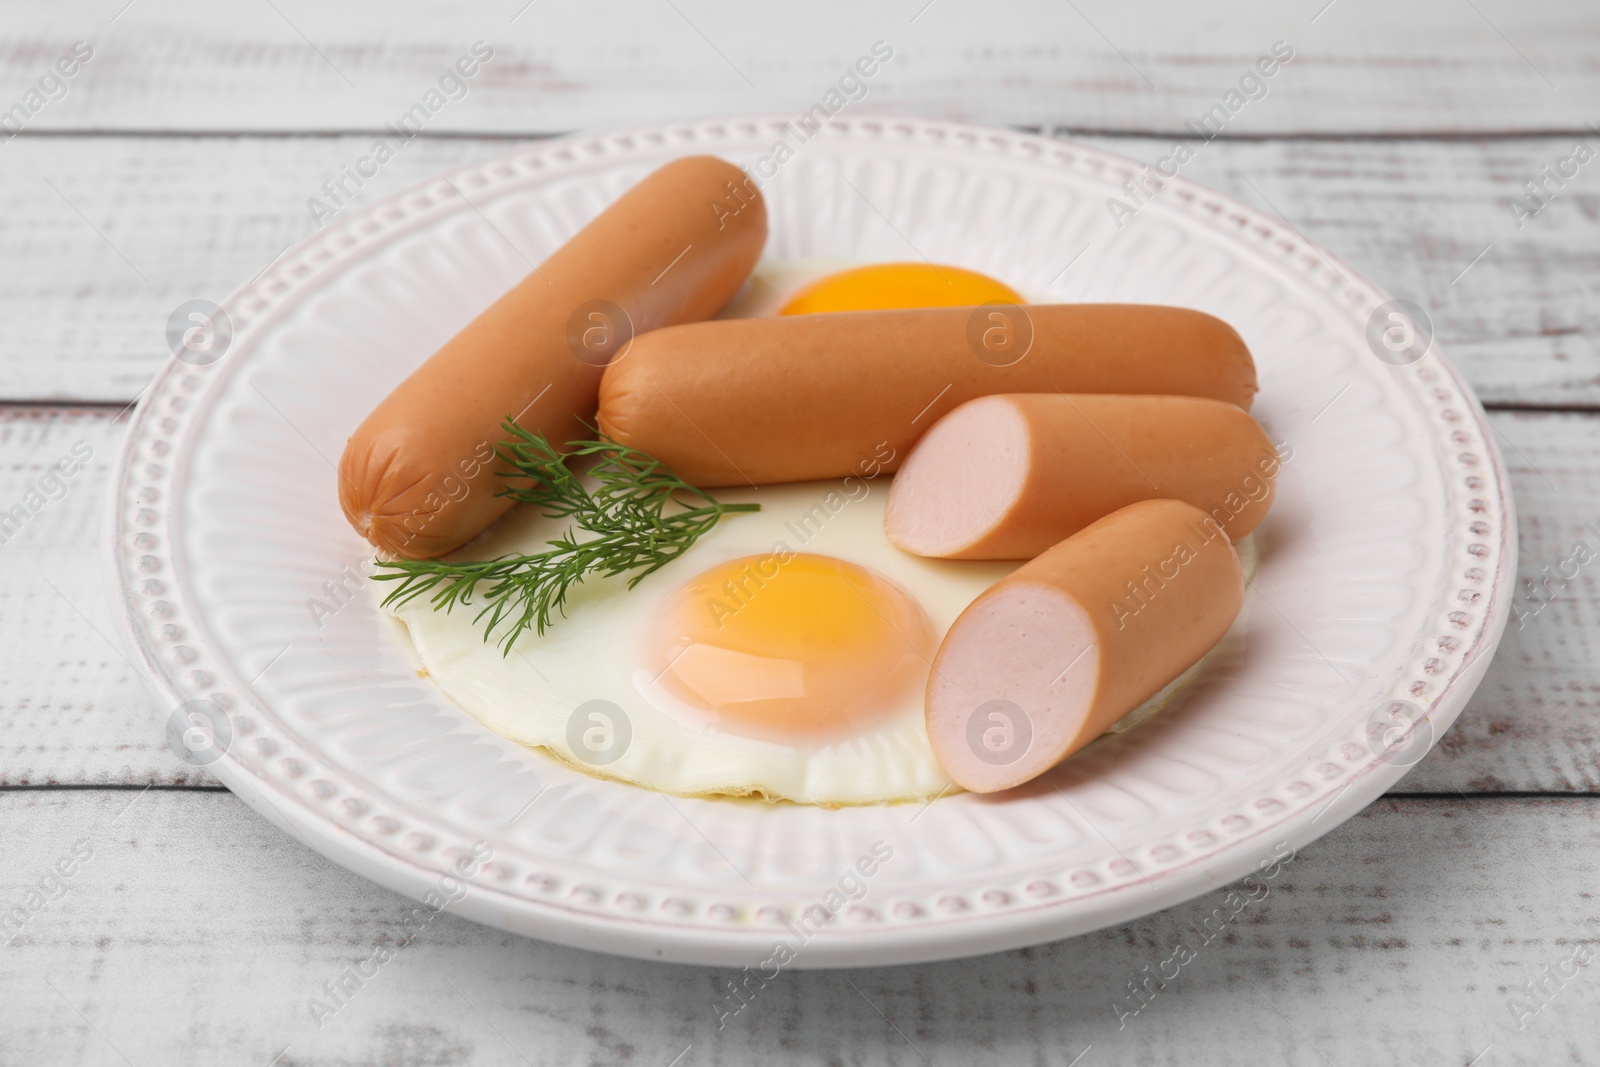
777, 262, 1024, 315
644, 554, 937, 738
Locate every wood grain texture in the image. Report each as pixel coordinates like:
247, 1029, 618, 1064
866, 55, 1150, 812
3, 133, 1597, 406
0, 0, 1594, 136
1, 788, 1596, 1065
0, 406, 1593, 793
0, 408, 207, 787
1404, 410, 1600, 792
1080, 134, 1600, 411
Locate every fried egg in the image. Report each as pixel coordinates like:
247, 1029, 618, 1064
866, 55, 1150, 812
390, 478, 1011, 804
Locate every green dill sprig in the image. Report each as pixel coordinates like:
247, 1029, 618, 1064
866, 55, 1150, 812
372, 419, 759, 655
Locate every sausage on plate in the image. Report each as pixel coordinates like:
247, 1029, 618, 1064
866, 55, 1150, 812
885, 393, 1279, 559
924, 499, 1245, 793
596, 304, 1256, 487
339, 155, 768, 559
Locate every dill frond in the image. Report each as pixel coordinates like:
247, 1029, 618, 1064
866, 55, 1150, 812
372, 419, 758, 655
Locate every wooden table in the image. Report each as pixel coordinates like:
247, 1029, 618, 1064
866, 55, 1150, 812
4, 1, 1598, 1063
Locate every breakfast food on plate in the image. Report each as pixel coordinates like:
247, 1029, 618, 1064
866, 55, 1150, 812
375, 425, 760, 655
884, 393, 1280, 560
924, 499, 1246, 793
595, 304, 1256, 487
338, 155, 768, 560
777, 262, 1024, 314
350, 159, 1278, 803
388, 476, 1015, 804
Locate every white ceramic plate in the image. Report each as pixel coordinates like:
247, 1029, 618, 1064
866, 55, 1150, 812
108, 117, 1515, 967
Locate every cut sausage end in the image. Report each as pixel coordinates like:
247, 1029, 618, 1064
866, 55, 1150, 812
888, 393, 1279, 560
924, 499, 1246, 792
885, 395, 1030, 558
925, 583, 1100, 793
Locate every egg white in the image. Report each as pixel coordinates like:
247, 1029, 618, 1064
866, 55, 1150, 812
385, 258, 1259, 805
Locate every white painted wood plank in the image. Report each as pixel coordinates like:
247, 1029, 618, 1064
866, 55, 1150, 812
3, 134, 1599, 406
1, 407, 1595, 793
1, 789, 1596, 1064
0, 0, 1594, 136
1403, 410, 1600, 792
1077, 135, 1600, 411
0, 409, 202, 786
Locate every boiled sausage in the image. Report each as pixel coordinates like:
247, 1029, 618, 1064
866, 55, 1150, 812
596, 304, 1256, 487
339, 155, 768, 558
925, 499, 1244, 793
885, 393, 1279, 559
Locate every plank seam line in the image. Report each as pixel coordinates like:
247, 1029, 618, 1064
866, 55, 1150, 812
1, 128, 564, 142
1382, 791, 1597, 800
0, 783, 229, 793
1480, 402, 1600, 414
0, 785, 1593, 800
4, 127, 1599, 143
1038, 125, 1600, 143
0, 399, 141, 411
